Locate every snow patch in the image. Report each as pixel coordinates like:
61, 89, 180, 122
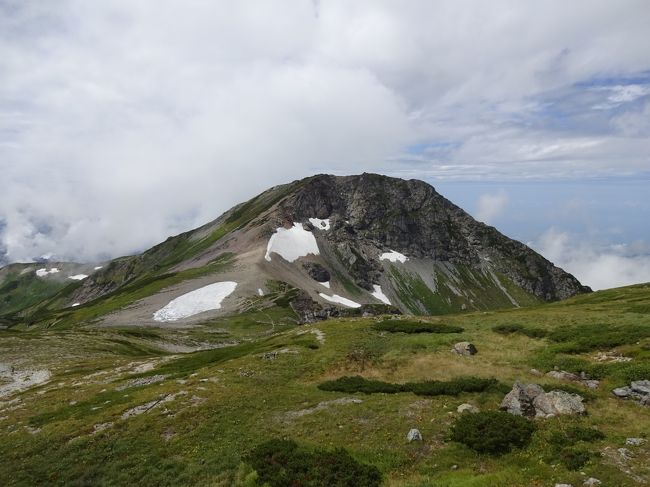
318, 293, 361, 308
265, 223, 319, 262
380, 250, 408, 263
68, 274, 88, 280
320, 281, 331, 289
94, 266, 103, 270
153, 282, 237, 322
370, 285, 391, 305
258, 288, 264, 296
71, 302, 80, 307
308, 218, 330, 230
35, 267, 59, 277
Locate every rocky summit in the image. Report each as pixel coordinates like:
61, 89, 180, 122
0, 173, 589, 329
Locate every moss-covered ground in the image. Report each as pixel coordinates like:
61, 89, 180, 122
1, 284, 649, 486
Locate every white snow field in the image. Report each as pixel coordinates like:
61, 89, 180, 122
258, 288, 264, 296
68, 274, 88, 280
318, 292, 361, 308
370, 285, 391, 305
153, 282, 238, 322
380, 250, 408, 263
35, 267, 60, 277
265, 223, 320, 262
308, 218, 330, 230
320, 281, 331, 288
71, 303, 80, 307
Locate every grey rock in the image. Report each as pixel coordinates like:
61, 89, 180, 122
625, 437, 646, 446
452, 342, 477, 356
546, 370, 580, 382
457, 403, 479, 414
631, 380, 650, 395
583, 479, 601, 486
501, 382, 585, 418
612, 386, 633, 398
555, 484, 573, 487
406, 428, 423, 442
302, 262, 330, 283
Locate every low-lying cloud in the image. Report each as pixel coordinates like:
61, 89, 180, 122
475, 191, 508, 224
533, 228, 650, 290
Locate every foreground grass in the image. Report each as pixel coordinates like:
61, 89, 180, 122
1, 284, 649, 486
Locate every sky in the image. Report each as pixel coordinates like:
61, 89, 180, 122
1, 0, 649, 290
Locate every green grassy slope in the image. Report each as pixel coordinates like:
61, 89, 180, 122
1, 283, 648, 486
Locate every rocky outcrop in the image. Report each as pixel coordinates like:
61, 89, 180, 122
500, 381, 585, 418
546, 370, 599, 389
612, 380, 650, 407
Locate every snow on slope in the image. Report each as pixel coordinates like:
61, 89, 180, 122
380, 250, 408, 263
318, 292, 361, 308
153, 282, 237, 322
35, 268, 60, 277
370, 285, 391, 305
308, 218, 330, 230
265, 223, 320, 262
68, 274, 88, 280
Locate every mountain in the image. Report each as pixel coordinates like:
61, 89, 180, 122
1, 173, 589, 328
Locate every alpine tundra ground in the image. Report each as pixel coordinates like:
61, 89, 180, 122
1, 283, 649, 486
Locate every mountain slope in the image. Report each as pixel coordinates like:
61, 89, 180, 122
7, 174, 589, 328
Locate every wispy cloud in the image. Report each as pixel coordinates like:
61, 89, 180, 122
475, 191, 508, 224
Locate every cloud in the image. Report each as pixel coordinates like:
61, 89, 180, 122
533, 228, 650, 290
1, 1, 650, 263
475, 191, 508, 224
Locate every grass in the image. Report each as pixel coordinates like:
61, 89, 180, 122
0, 282, 649, 486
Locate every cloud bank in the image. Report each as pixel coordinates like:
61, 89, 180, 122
1, 0, 649, 281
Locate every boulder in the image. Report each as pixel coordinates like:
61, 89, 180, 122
612, 386, 633, 398
501, 382, 585, 418
500, 381, 545, 417
583, 479, 601, 486
546, 370, 599, 389
612, 380, 650, 407
406, 428, 422, 442
457, 403, 479, 414
631, 380, 650, 395
625, 437, 646, 446
532, 391, 585, 418
452, 342, 477, 356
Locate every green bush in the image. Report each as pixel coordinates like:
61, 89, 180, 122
405, 377, 503, 396
492, 323, 548, 338
317, 376, 404, 394
318, 376, 505, 396
549, 426, 605, 448
373, 319, 464, 334
547, 323, 649, 353
246, 438, 382, 487
558, 446, 594, 470
449, 411, 536, 455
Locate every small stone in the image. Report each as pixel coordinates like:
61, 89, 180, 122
626, 437, 646, 446
406, 428, 423, 442
457, 403, 479, 414
452, 342, 477, 356
555, 484, 573, 487
529, 368, 543, 376
583, 479, 601, 486
612, 386, 632, 398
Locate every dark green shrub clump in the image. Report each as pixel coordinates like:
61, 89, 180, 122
547, 323, 649, 353
373, 319, 464, 334
405, 377, 503, 396
558, 446, 594, 470
318, 376, 404, 394
547, 426, 603, 470
246, 439, 382, 487
449, 411, 536, 455
318, 376, 505, 396
492, 323, 548, 339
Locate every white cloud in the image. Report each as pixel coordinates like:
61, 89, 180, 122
1, 1, 650, 263
475, 191, 508, 224
533, 228, 650, 290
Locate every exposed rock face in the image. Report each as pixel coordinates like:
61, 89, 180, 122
500, 381, 585, 418
302, 262, 331, 283
452, 342, 477, 356
279, 174, 590, 302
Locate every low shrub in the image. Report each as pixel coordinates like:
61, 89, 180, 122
318, 376, 506, 396
449, 411, 536, 455
317, 376, 404, 394
549, 426, 605, 448
406, 377, 503, 396
492, 323, 548, 338
547, 323, 649, 353
558, 446, 594, 470
246, 438, 382, 487
373, 319, 464, 334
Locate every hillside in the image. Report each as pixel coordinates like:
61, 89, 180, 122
0, 282, 648, 486
2, 174, 588, 329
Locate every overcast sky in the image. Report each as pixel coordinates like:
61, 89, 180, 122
1, 0, 649, 290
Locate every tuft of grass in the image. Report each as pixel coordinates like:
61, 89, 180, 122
492, 323, 548, 339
